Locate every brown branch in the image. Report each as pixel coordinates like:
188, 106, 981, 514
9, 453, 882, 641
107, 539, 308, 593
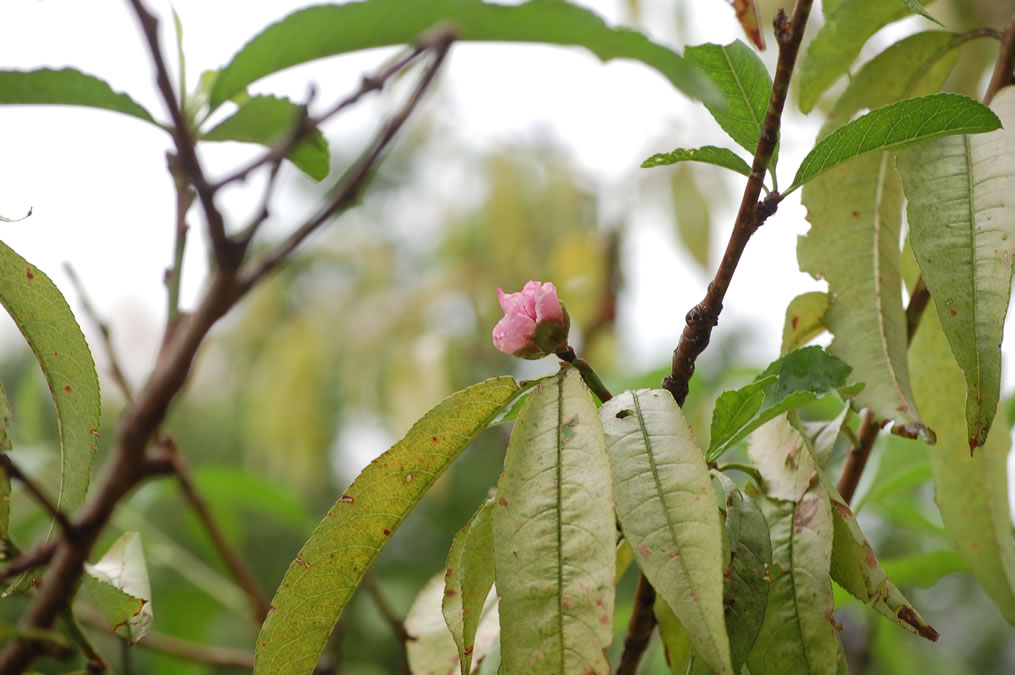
75, 605, 255, 670
0, 454, 76, 541
362, 573, 412, 675
63, 263, 134, 402
985, 13, 1015, 105
624, 4, 816, 671
164, 439, 271, 621
0, 540, 57, 582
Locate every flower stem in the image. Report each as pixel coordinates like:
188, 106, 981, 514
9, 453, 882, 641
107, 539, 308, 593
556, 348, 612, 403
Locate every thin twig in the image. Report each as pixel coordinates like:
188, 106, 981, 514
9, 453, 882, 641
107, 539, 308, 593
0, 454, 75, 540
556, 348, 613, 403
63, 609, 111, 673
234, 29, 455, 297
985, 13, 1015, 105
165, 174, 195, 324
164, 438, 271, 621
75, 604, 255, 670
625, 4, 816, 671
64, 263, 135, 402
0, 540, 58, 582
362, 573, 412, 675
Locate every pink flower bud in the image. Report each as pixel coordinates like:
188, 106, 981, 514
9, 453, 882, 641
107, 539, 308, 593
492, 281, 570, 359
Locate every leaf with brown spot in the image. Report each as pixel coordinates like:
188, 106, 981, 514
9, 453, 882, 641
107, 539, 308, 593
728, 0, 764, 50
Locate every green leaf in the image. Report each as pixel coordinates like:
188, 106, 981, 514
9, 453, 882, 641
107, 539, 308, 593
910, 302, 1015, 625
0, 68, 156, 124
799, 151, 928, 439
798, 0, 925, 113
254, 376, 521, 674
900, 0, 942, 26
82, 532, 153, 644
780, 292, 828, 355
714, 473, 771, 671
654, 597, 693, 675
600, 389, 732, 674
641, 146, 752, 177
0, 384, 11, 538
210, 0, 718, 112
748, 415, 817, 502
747, 491, 840, 674
442, 499, 495, 675
879, 550, 965, 588
493, 368, 614, 674
791, 94, 1001, 191
709, 346, 853, 460
896, 87, 1015, 449
819, 471, 938, 640
684, 40, 777, 171
0, 243, 100, 528
854, 434, 931, 512
201, 95, 330, 181
407, 572, 499, 675
671, 166, 713, 270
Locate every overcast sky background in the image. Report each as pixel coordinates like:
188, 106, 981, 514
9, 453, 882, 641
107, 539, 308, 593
1, 0, 1012, 510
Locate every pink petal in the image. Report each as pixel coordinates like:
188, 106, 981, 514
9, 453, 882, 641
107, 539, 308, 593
492, 313, 537, 354
497, 287, 536, 319
532, 282, 563, 323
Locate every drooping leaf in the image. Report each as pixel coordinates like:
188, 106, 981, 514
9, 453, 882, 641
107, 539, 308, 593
0, 68, 156, 124
0, 242, 100, 529
671, 166, 713, 270
708, 346, 853, 460
641, 146, 752, 177
684, 40, 777, 171
797, 0, 929, 112
780, 291, 828, 355
727, 0, 765, 50
791, 94, 1001, 191
254, 376, 522, 674
714, 473, 771, 671
201, 95, 330, 181
896, 86, 1015, 450
909, 303, 1015, 625
0, 384, 11, 538
817, 470, 938, 640
407, 573, 499, 675
747, 491, 840, 674
798, 151, 928, 440
600, 389, 732, 674
493, 368, 614, 674
82, 532, 153, 644
442, 499, 495, 675
748, 414, 816, 502
210, 0, 718, 112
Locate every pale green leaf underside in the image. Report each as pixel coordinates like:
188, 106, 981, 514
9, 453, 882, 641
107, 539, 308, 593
896, 86, 1015, 449
798, 0, 921, 113
0, 242, 100, 522
210, 0, 718, 112
442, 499, 495, 675
0, 68, 155, 123
254, 376, 521, 674
407, 573, 499, 675
747, 492, 839, 674
684, 40, 777, 171
83, 532, 153, 644
201, 95, 331, 181
748, 415, 817, 503
493, 368, 614, 674
641, 146, 752, 177
780, 291, 828, 355
792, 93, 1001, 190
600, 389, 732, 674
910, 304, 1015, 626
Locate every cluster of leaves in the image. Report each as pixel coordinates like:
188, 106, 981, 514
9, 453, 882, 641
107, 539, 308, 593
0, 0, 1014, 673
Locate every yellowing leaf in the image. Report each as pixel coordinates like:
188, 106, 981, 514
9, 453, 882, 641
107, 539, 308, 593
780, 291, 828, 355
493, 368, 614, 674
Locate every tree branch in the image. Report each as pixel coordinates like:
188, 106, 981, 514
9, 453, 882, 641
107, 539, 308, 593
624, 4, 816, 671
362, 573, 412, 675
985, 13, 1015, 105
0, 455, 76, 541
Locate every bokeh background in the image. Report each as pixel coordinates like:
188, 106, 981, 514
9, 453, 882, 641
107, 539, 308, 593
1, 0, 1014, 672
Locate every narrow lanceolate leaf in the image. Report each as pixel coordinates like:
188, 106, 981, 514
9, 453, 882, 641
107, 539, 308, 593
443, 499, 495, 675
83, 533, 153, 644
791, 94, 1001, 191
797, 0, 925, 113
780, 291, 828, 355
601, 390, 732, 674
408, 573, 499, 675
799, 151, 930, 440
910, 304, 1015, 625
896, 87, 1015, 450
0, 243, 100, 520
0, 384, 12, 538
654, 597, 693, 674
201, 95, 330, 181
210, 0, 718, 112
642, 146, 752, 177
817, 470, 938, 640
714, 473, 771, 671
0, 68, 156, 124
709, 346, 853, 460
684, 40, 777, 170
747, 492, 840, 674
255, 377, 521, 675
493, 368, 614, 674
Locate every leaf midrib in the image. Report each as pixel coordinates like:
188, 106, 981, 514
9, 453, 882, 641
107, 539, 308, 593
720, 45, 763, 152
